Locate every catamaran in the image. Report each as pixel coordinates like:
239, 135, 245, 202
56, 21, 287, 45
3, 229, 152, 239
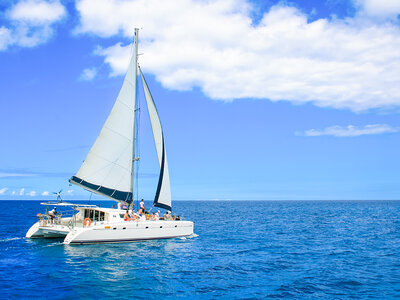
26, 29, 194, 244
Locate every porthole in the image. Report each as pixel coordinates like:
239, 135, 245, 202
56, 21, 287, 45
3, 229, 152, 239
160, 226, 163, 228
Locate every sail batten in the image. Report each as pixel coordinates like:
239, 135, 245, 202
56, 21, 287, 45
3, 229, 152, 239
140, 68, 172, 211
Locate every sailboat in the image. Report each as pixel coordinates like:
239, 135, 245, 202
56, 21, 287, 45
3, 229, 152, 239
26, 29, 194, 244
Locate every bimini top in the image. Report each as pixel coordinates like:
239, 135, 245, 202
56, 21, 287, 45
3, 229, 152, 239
40, 202, 98, 208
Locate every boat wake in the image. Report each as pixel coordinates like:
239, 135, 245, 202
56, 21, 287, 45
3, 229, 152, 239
0, 237, 23, 242
179, 233, 198, 240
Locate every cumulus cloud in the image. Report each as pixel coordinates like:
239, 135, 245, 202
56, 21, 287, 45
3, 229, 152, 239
19, 188, 25, 195
9, 0, 66, 24
75, 0, 400, 112
302, 124, 399, 137
12, 191, 16, 196
0, 188, 8, 195
0, 0, 66, 50
67, 189, 74, 194
79, 67, 98, 81
356, 0, 400, 20
41, 191, 50, 196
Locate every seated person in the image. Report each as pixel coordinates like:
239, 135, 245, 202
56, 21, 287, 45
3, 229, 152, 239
124, 210, 134, 221
164, 211, 172, 221
48, 207, 57, 222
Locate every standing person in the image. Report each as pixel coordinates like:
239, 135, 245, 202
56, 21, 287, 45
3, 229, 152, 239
140, 199, 145, 212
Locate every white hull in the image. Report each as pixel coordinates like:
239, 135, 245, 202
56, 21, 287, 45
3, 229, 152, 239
26, 218, 193, 244
64, 220, 193, 244
26, 221, 70, 239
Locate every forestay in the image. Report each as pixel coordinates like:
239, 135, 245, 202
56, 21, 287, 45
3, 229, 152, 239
69, 47, 137, 203
140, 68, 172, 211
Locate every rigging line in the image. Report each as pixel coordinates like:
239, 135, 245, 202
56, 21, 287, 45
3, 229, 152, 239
135, 78, 141, 211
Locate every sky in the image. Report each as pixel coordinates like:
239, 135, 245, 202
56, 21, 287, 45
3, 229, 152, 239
0, 0, 399, 201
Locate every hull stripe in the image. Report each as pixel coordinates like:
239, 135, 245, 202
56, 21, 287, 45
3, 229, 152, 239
68, 235, 186, 244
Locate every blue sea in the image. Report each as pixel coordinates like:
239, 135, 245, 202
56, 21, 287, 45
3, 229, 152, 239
1, 200, 400, 298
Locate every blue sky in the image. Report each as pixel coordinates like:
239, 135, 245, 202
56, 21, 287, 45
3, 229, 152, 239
0, 0, 399, 201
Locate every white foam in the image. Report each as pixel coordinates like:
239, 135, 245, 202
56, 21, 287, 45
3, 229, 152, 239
0, 237, 23, 242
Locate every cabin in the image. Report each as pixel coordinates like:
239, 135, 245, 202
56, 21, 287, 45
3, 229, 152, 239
74, 207, 125, 226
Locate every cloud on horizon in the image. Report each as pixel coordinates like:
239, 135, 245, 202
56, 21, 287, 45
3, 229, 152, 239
0, 169, 71, 178
300, 124, 399, 137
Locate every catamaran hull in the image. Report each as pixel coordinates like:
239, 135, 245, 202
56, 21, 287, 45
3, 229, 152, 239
63, 220, 194, 245
26, 222, 70, 238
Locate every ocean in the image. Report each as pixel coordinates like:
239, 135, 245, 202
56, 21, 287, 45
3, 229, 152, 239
1, 200, 400, 298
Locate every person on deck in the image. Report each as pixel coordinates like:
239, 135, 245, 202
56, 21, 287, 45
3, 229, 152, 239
140, 199, 145, 212
48, 207, 57, 223
164, 211, 172, 221
124, 210, 131, 221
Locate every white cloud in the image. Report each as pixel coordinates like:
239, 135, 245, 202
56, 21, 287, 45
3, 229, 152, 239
302, 124, 399, 137
0, 172, 36, 178
75, 0, 400, 112
41, 191, 49, 196
19, 188, 25, 195
67, 189, 74, 194
0, 188, 8, 195
9, 0, 66, 25
79, 67, 98, 81
12, 191, 16, 196
1, 0, 66, 50
356, 0, 400, 19
0, 27, 13, 51
28, 190, 37, 196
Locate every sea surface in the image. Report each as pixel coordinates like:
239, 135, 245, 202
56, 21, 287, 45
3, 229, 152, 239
1, 200, 400, 299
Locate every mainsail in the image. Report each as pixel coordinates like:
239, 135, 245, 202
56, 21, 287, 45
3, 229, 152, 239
69, 44, 137, 203
140, 68, 172, 211
69, 29, 172, 210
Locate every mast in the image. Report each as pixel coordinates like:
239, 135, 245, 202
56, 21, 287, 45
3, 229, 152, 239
130, 28, 139, 204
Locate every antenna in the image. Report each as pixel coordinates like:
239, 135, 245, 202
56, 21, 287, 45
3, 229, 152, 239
53, 189, 63, 202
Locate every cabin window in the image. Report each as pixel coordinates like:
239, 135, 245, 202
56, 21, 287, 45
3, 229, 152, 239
84, 209, 105, 221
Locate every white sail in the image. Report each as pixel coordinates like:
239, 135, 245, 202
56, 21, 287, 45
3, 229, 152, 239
70, 47, 137, 202
140, 68, 172, 211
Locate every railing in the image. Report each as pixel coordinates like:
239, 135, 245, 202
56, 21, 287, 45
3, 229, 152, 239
36, 213, 64, 226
